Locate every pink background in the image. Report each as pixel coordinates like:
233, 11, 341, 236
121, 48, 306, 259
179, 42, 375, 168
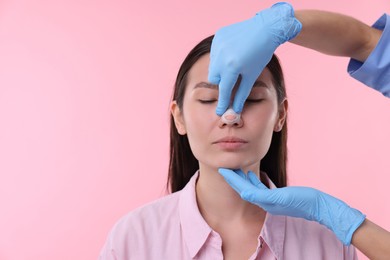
0, 0, 389, 259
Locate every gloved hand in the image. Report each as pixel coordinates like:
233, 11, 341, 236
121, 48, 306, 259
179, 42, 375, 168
218, 168, 366, 246
209, 2, 302, 115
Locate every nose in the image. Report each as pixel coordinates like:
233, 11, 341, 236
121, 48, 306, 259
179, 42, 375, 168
219, 108, 244, 128
224, 114, 237, 121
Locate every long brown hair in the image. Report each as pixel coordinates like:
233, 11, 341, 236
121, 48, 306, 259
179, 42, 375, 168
167, 35, 288, 193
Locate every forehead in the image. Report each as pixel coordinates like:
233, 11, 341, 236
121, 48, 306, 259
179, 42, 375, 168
187, 54, 211, 85
187, 54, 275, 90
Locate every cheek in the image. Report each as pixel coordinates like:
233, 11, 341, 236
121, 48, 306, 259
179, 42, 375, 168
182, 101, 218, 149
183, 101, 216, 132
244, 103, 279, 149
181, 104, 216, 163
244, 102, 278, 129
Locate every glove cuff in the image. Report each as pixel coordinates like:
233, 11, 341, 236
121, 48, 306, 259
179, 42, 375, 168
342, 209, 366, 246
317, 193, 366, 246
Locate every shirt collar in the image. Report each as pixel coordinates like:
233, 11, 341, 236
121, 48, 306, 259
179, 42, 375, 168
179, 171, 286, 259
179, 171, 212, 258
259, 177, 286, 259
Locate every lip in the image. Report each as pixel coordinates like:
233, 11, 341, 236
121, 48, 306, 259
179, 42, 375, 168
213, 136, 248, 143
212, 136, 248, 150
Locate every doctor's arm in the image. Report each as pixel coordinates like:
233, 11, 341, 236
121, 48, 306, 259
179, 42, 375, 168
352, 219, 390, 260
291, 10, 382, 63
292, 10, 390, 97
218, 168, 390, 260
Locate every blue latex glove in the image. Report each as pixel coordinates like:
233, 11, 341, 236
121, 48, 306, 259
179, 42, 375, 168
218, 168, 366, 246
209, 2, 302, 115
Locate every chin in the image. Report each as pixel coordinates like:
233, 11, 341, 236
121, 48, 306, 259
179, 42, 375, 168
213, 158, 260, 171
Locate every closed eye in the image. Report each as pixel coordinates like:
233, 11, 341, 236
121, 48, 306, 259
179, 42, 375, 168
246, 99, 264, 103
198, 99, 217, 104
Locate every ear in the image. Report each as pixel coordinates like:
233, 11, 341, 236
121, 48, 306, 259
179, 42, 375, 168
274, 98, 288, 132
170, 101, 187, 135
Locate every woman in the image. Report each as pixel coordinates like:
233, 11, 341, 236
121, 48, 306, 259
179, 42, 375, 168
99, 35, 357, 259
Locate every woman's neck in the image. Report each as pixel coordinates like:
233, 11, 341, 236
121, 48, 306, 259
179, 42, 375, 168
195, 164, 266, 230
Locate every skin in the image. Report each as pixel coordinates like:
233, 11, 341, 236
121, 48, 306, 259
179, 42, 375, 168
352, 219, 390, 260
171, 54, 287, 259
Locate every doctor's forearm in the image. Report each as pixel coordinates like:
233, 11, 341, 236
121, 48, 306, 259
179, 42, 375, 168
291, 10, 382, 62
351, 219, 390, 260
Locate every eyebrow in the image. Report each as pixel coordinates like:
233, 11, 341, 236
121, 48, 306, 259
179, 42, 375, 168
253, 80, 270, 89
193, 82, 218, 90
193, 80, 269, 90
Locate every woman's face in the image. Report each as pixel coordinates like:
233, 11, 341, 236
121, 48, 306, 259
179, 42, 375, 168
171, 54, 287, 171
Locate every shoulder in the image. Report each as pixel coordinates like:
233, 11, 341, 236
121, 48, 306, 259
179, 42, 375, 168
114, 191, 181, 234
99, 192, 183, 259
107, 192, 182, 246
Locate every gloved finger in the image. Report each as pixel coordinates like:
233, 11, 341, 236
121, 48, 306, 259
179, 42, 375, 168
247, 171, 269, 190
240, 189, 270, 208
207, 55, 221, 85
233, 169, 247, 179
218, 168, 255, 194
216, 72, 239, 116
208, 74, 220, 86
208, 54, 221, 85
208, 32, 222, 84
232, 73, 259, 113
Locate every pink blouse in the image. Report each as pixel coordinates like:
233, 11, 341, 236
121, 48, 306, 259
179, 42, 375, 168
99, 172, 357, 259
